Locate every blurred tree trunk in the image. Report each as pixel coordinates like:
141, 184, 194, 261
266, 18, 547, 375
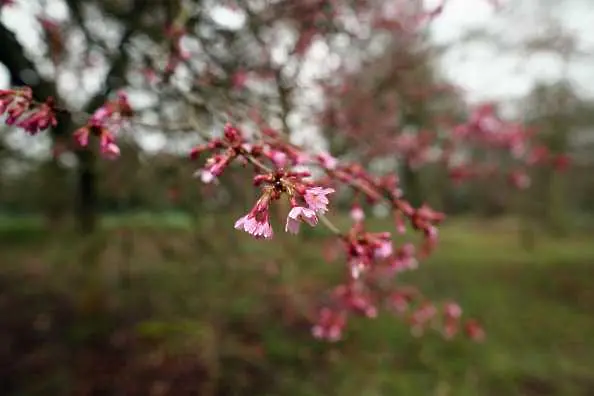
543, 99, 570, 237
42, 159, 70, 229
546, 170, 568, 237
77, 150, 97, 234
401, 163, 422, 207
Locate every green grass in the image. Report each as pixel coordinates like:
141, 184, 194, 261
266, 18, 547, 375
1, 215, 594, 395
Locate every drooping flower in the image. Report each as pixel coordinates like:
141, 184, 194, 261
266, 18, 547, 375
100, 141, 121, 159
99, 131, 120, 159
73, 127, 90, 147
234, 214, 273, 239
196, 154, 232, 184
285, 206, 318, 234
234, 194, 274, 239
304, 186, 335, 214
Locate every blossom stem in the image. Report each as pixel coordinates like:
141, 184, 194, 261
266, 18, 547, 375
319, 214, 342, 236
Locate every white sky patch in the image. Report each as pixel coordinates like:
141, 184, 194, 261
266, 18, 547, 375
429, 0, 594, 102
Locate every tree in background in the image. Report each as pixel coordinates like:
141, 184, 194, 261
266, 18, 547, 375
0, 0, 570, 340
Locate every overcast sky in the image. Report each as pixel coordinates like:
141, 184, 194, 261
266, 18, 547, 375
428, 0, 594, 102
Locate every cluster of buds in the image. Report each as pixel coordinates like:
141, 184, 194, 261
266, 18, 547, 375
235, 171, 335, 239
73, 91, 133, 159
0, 87, 57, 134
191, 123, 337, 239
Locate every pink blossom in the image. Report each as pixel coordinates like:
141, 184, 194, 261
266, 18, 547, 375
269, 150, 288, 168
444, 302, 462, 318
390, 243, 417, 272
285, 206, 318, 234
294, 152, 310, 165
196, 169, 216, 184
350, 204, 365, 222
304, 186, 335, 214
90, 105, 111, 126
312, 308, 346, 342
373, 239, 393, 259
100, 141, 121, 159
73, 127, 90, 147
335, 285, 377, 318
197, 154, 231, 184
348, 258, 366, 279
234, 196, 274, 239
234, 214, 273, 239
16, 99, 57, 134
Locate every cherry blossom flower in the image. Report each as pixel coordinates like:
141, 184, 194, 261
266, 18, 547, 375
350, 203, 365, 222
100, 141, 121, 159
73, 127, 90, 147
304, 186, 335, 214
234, 194, 274, 239
312, 308, 346, 342
373, 239, 393, 259
285, 206, 318, 234
197, 154, 232, 184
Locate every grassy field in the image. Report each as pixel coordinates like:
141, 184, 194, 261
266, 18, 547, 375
1, 214, 593, 395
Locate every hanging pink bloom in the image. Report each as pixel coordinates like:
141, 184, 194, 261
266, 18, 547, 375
197, 154, 231, 184
234, 214, 273, 239
89, 105, 111, 126
234, 195, 274, 239
100, 141, 121, 159
73, 127, 90, 147
98, 130, 120, 159
285, 206, 318, 234
304, 186, 335, 214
